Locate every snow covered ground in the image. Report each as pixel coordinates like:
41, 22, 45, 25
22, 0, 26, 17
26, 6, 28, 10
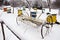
0, 6, 60, 40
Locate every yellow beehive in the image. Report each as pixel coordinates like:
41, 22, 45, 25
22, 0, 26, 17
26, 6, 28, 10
18, 10, 22, 16
46, 14, 56, 23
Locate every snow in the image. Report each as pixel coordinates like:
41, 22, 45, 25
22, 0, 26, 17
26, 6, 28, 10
0, 7, 60, 40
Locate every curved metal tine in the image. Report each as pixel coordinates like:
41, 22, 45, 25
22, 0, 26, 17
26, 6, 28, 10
45, 24, 50, 36
45, 23, 53, 36
16, 16, 23, 25
3, 21, 21, 40
16, 16, 24, 25
41, 23, 47, 39
1, 21, 5, 40
41, 25, 44, 39
41, 23, 50, 39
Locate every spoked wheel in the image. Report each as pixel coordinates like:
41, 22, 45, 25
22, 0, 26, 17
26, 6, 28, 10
41, 23, 53, 39
41, 15, 53, 39
16, 16, 21, 25
16, 16, 24, 25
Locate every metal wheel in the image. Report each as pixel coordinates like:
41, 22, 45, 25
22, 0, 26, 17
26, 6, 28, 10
16, 16, 24, 25
41, 23, 49, 39
41, 15, 53, 39
16, 16, 20, 25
